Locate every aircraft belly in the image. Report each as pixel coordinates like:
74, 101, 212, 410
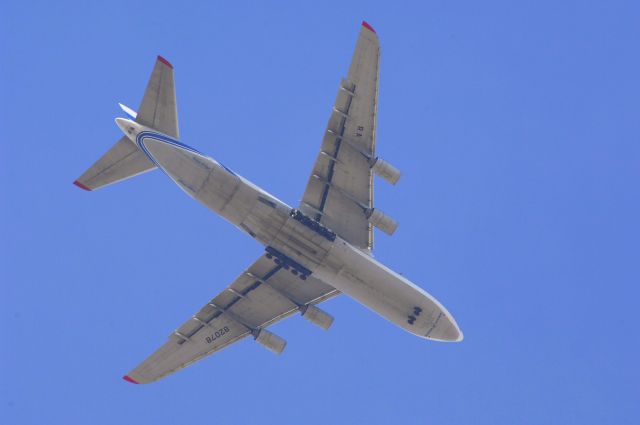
268, 217, 334, 272
236, 186, 291, 245
144, 138, 293, 246
196, 167, 242, 215
315, 240, 463, 342
139, 136, 245, 219
142, 138, 212, 194
142, 137, 461, 340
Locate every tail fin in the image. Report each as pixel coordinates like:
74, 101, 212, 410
136, 56, 179, 139
74, 56, 178, 191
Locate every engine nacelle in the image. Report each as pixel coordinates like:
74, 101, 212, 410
302, 305, 334, 330
366, 208, 398, 235
371, 157, 401, 185
254, 329, 286, 354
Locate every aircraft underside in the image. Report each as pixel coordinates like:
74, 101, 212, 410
74, 21, 462, 384
134, 126, 462, 342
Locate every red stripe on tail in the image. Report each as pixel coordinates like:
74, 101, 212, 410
73, 181, 92, 191
123, 375, 139, 384
157, 55, 173, 68
362, 21, 376, 34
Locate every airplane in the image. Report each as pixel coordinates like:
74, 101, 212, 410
74, 21, 463, 384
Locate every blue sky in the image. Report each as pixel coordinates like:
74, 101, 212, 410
2, 1, 639, 424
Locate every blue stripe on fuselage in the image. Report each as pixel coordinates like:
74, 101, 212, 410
135, 131, 236, 176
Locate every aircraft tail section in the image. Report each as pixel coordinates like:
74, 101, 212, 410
74, 56, 178, 191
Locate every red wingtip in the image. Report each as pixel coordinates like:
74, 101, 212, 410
73, 180, 92, 191
362, 21, 376, 34
157, 55, 173, 69
123, 375, 139, 384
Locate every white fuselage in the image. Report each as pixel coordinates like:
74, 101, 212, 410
117, 119, 462, 342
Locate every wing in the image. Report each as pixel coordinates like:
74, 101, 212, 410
300, 22, 380, 250
124, 253, 338, 384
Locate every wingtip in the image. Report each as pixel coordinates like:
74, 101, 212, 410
362, 21, 376, 34
157, 55, 173, 69
123, 375, 139, 384
73, 180, 92, 191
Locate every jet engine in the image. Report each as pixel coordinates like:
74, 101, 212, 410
302, 305, 334, 330
371, 157, 401, 185
254, 329, 286, 354
366, 208, 398, 235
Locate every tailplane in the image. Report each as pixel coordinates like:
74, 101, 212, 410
74, 55, 178, 191
73, 136, 155, 191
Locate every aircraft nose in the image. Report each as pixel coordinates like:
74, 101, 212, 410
428, 313, 464, 342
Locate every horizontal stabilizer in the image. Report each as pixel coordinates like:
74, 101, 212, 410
74, 137, 156, 191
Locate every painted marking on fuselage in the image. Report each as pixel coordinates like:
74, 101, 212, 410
135, 131, 237, 176
136, 131, 204, 158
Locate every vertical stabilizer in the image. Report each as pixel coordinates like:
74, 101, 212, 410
136, 56, 179, 138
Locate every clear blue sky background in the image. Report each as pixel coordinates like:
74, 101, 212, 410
1, 1, 639, 424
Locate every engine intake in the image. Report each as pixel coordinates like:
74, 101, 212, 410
254, 329, 286, 354
366, 208, 398, 235
302, 305, 334, 330
371, 158, 401, 185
